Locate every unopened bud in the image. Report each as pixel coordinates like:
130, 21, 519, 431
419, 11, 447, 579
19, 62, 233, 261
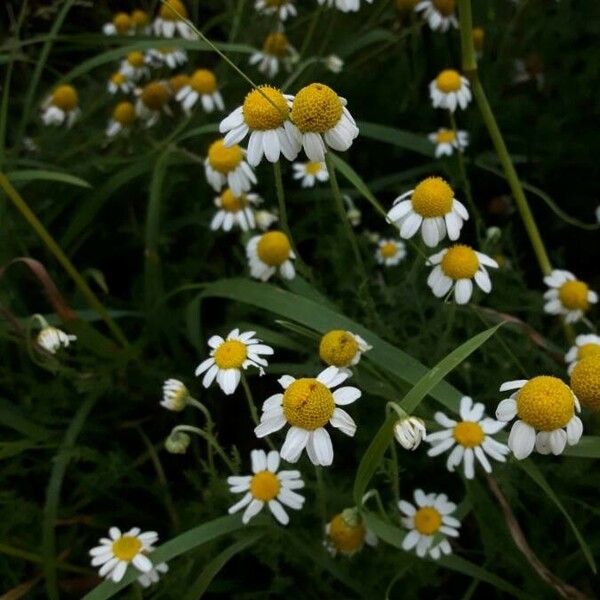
165, 431, 190, 454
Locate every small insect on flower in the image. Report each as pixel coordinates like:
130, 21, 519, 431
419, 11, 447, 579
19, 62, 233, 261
107, 72, 134, 95
37, 326, 77, 354
137, 563, 169, 588
176, 69, 224, 114
394, 416, 427, 450
228, 449, 305, 525
135, 81, 172, 127
292, 161, 329, 188
246, 230, 296, 281
427, 397, 509, 479
89, 527, 158, 583
427, 245, 498, 304
319, 330, 372, 369
415, 0, 458, 32
41, 85, 80, 128
543, 269, 598, 324
496, 376, 583, 459
161, 379, 190, 412
566, 334, 600, 375
255, 0, 297, 21
120, 51, 150, 81
324, 54, 344, 74
399, 490, 461, 559
325, 508, 377, 557
106, 101, 137, 138
428, 128, 469, 157
288, 83, 359, 162
195, 328, 274, 395
102, 12, 134, 36
430, 69, 472, 112
146, 47, 188, 70
205, 138, 257, 196
153, 0, 195, 39
570, 355, 600, 412
211, 189, 262, 232
317, 0, 374, 12
220, 85, 298, 166
375, 239, 407, 266
249, 32, 298, 79
387, 176, 468, 247
254, 366, 361, 466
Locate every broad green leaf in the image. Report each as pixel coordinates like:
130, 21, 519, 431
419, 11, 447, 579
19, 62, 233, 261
0, 399, 52, 440
563, 436, 600, 458
358, 121, 434, 157
6, 169, 91, 188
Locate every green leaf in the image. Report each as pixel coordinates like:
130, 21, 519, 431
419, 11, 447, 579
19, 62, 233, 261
358, 121, 434, 157
6, 169, 91, 188
563, 436, 600, 458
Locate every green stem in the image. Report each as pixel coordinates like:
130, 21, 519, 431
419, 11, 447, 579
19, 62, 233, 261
241, 376, 275, 450
314, 465, 327, 527
188, 397, 214, 426
272, 161, 291, 241
172, 425, 235, 473
298, 5, 323, 60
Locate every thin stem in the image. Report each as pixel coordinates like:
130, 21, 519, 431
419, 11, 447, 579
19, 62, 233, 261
188, 397, 215, 472
241, 375, 275, 450
314, 465, 327, 527
172, 425, 235, 473
188, 397, 213, 425
272, 161, 291, 240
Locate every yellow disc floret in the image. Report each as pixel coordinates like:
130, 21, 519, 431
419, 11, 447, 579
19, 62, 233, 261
453, 421, 484, 447
257, 231, 291, 266
243, 86, 289, 130
411, 176, 454, 217
570, 355, 600, 411
52, 85, 78, 111
250, 470, 281, 501
472, 27, 485, 52
436, 69, 462, 93
169, 74, 190, 94
282, 378, 335, 430
516, 376, 574, 431
190, 69, 217, 94
319, 330, 359, 367
141, 82, 170, 110
263, 32, 290, 56
558, 280, 590, 311
432, 0, 456, 16
413, 507, 442, 535
127, 51, 145, 68
436, 129, 456, 144
131, 9, 149, 27
110, 72, 127, 86
113, 101, 136, 125
305, 162, 322, 175
578, 344, 600, 361
209, 139, 243, 173
160, 0, 188, 20
328, 511, 366, 554
380, 242, 398, 259
112, 536, 142, 561
291, 83, 343, 134
220, 189, 247, 212
112, 12, 132, 34
214, 340, 248, 369
441, 245, 479, 280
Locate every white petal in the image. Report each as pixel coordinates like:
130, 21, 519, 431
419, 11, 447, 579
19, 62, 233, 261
508, 420, 536, 460
332, 386, 361, 405
280, 427, 310, 463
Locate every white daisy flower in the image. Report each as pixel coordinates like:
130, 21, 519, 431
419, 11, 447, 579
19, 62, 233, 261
399, 490, 461, 559
324, 54, 344, 74
287, 83, 359, 162
106, 101, 136, 138
543, 269, 598, 324
89, 527, 157, 583
36, 326, 76, 354
318, 330, 372, 369
168, 74, 191, 97
255, 209, 279, 231
415, 0, 458, 32
176, 69, 224, 114
119, 52, 151, 82
249, 32, 298, 79
426, 397, 509, 479
146, 47, 188, 70
246, 231, 296, 281
325, 508, 377, 556
137, 563, 169, 588
428, 128, 469, 157
228, 449, 305, 525
386, 176, 469, 247
292, 161, 328, 187
194, 328, 274, 396
254, 366, 361, 467
394, 416, 427, 450
375, 238, 407, 266
107, 72, 134, 95
430, 69, 472, 112
496, 376, 583, 459
426, 244, 498, 304
130, 9, 151, 33
255, 0, 297, 20
135, 81, 172, 127
204, 138, 256, 196
317, 0, 374, 12
41, 85, 80, 128
219, 85, 299, 167
161, 379, 190, 412
565, 334, 600, 375
102, 12, 133, 36
211, 189, 261, 232
153, 0, 195, 39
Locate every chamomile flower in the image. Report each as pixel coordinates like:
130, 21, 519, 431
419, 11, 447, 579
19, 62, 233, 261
255, 209, 279, 231
194, 328, 274, 395
130, 9, 151, 33
288, 83, 359, 162
426, 245, 498, 304
204, 138, 256, 196
325, 508, 377, 557
37, 326, 77, 354
324, 54, 344, 74
570, 355, 600, 412
430, 69, 472, 112
387, 176, 469, 247
106, 101, 136, 138
375, 239, 407, 266
255, 0, 297, 20
565, 334, 600, 374
228, 449, 305, 525
399, 490, 460, 559
135, 81, 172, 127
496, 376, 583, 459
254, 366, 361, 466
428, 128, 468, 157
137, 563, 169, 588
102, 12, 133, 36
426, 397, 509, 479
249, 32, 298, 79
292, 161, 328, 187
246, 231, 296, 281
319, 330, 371, 369
415, 0, 458, 32
168, 74, 191, 96
120, 51, 151, 81
317, 0, 374, 12
146, 47, 188, 70
176, 68, 224, 114
394, 416, 427, 450
41, 85, 80, 128
219, 85, 299, 166
107, 72, 134, 95
543, 269, 598, 324
153, 0, 195, 39
89, 527, 157, 583
211, 189, 261, 232
161, 379, 190, 412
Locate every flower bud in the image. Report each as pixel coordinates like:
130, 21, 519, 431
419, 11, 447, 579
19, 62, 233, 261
324, 54, 344, 74
393, 416, 426, 450
165, 431, 190, 454
161, 379, 189, 412
347, 207, 361, 227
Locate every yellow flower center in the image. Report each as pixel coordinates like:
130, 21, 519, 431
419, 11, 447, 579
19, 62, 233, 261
411, 176, 454, 217
578, 344, 600, 361
127, 51, 146, 68
380, 242, 398, 259
52, 85, 78, 111
516, 376, 574, 431
291, 83, 343, 134
432, 0, 456, 16
413, 507, 442, 535
256, 231, 291, 266
112, 12, 132, 33
263, 32, 290, 57
160, 0, 188, 20
305, 161, 322, 175
220, 188, 247, 212
208, 139, 243, 173
113, 101, 136, 125
436, 69, 462, 93
213, 339, 247, 369
570, 355, 600, 411
436, 129, 456, 144
441, 245, 479, 280
243, 86, 289, 130
141, 82, 170, 110
319, 330, 359, 367
190, 69, 217, 94
169, 74, 191, 94
111, 535, 142, 561
472, 27, 485, 52
111, 72, 127, 86
453, 421, 484, 448
131, 9, 149, 27
328, 513, 366, 554
250, 470, 281, 501
282, 378, 335, 430
558, 280, 590, 311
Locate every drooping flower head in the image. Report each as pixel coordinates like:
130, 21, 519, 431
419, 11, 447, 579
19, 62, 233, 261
394, 416, 427, 450
430, 69, 472, 112
246, 230, 296, 281
41, 85, 80, 128
135, 81, 171, 127
255, 0, 297, 20
428, 128, 468, 157
36, 326, 77, 353
249, 32, 297, 79
161, 379, 190, 412
415, 0, 458, 32
153, 0, 195, 39
204, 138, 257, 196
319, 330, 371, 369
211, 188, 261, 232
106, 101, 136, 138
324, 508, 377, 556
120, 51, 150, 81
543, 269, 598, 324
